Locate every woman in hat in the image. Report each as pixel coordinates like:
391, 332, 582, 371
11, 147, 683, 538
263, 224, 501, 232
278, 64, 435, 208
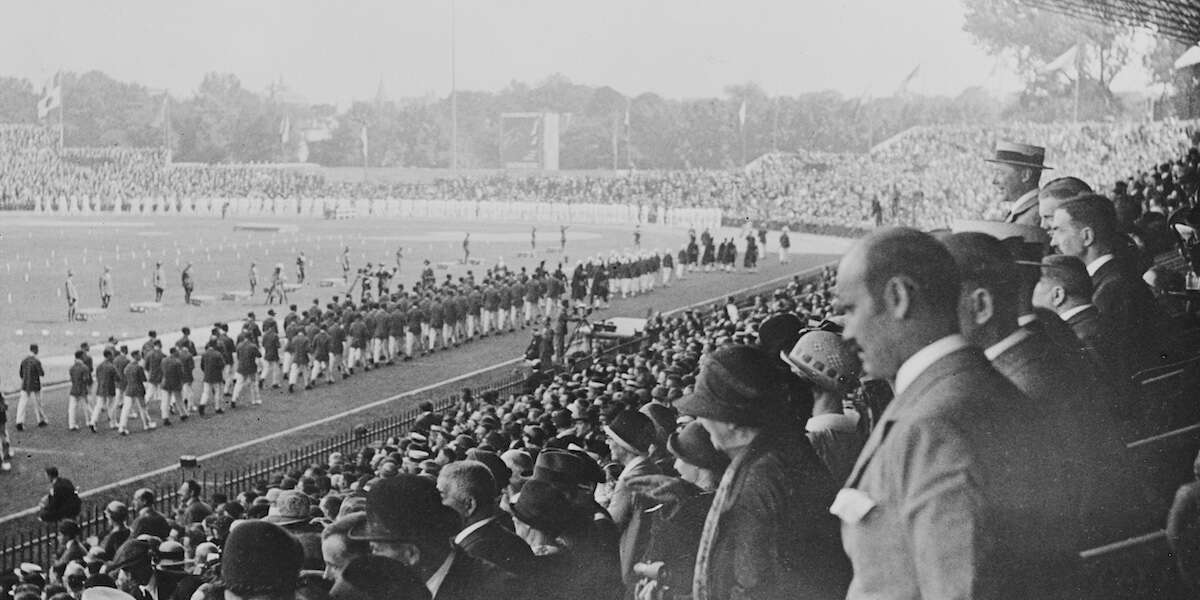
512, 479, 621, 600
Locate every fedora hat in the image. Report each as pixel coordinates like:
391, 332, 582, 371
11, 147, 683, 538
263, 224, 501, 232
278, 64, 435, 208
348, 474, 459, 542
531, 449, 605, 487
264, 490, 312, 527
985, 141, 1053, 170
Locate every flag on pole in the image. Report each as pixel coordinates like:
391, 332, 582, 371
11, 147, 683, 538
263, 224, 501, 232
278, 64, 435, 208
360, 125, 369, 162
624, 98, 631, 128
737, 100, 747, 128
1039, 44, 1079, 77
895, 64, 921, 96
37, 72, 62, 120
280, 115, 290, 144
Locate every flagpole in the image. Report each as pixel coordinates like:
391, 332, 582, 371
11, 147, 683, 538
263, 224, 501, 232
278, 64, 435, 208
58, 79, 64, 150
450, 0, 458, 171
163, 94, 170, 163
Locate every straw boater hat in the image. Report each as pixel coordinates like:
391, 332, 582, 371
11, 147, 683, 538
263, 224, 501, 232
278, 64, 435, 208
984, 141, 1053, 171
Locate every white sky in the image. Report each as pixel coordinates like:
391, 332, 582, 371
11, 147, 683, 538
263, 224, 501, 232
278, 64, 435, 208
1, 0, 1152, 107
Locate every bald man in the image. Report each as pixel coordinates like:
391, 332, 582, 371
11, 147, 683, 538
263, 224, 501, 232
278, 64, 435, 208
834, 227, 1049, 599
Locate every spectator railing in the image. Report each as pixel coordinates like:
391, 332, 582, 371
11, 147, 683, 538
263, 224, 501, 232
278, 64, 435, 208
0, 369, 528, 573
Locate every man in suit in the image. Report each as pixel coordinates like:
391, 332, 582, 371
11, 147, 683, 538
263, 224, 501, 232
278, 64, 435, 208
1037, 176, 1093, 231
944, 232, 1139, 565
834, 227, 1054, 599
1050, 194, 1169, 377
1032, 254, 1114, 360
986, 141, 1051, 227
37, 466, 80, 523
349, 474, 524, 600
437, 461, 533, 577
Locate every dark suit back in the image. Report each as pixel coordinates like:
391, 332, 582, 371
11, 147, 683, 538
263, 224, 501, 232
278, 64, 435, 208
1091, 259, 1170, 376
456, 518, 534, 577
434, 548, 525, 600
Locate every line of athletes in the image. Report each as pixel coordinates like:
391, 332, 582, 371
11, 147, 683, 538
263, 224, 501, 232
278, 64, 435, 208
38, 251, 686, 436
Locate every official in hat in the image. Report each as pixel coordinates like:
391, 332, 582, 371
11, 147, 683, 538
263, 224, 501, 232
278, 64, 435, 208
986, 141, 1052, 227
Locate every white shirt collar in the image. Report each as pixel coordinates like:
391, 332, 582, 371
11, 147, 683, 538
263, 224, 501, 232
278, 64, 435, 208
1017, 313, 1037, 327
453, 515, 496, 546
983, 327, 1032, 361
425, 551, 456, 598
1086, 254, 1115, 277
893, 334, 969, 396
1058, 303, 1095, 322
805, 413, 859, 433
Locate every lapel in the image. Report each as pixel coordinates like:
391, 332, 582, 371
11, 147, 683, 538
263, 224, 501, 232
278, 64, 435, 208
845, 347, 981, 488
1005, 189, 1039, 223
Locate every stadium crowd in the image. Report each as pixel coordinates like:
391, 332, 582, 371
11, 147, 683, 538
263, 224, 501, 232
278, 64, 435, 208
3, 120, 1198, 234
4, 132, 1200, 597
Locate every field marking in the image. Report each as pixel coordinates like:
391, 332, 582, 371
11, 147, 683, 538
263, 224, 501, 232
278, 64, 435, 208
0, 259, 832, 524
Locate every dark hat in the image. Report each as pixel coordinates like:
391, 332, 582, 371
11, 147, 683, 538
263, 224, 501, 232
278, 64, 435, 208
668, 421, 730, 471
603, 411, 656, 455
348, 474, 459, 542
154, 540, 187, 569
220, 520, 304, 595
108, 538, 153, 574
511, 479, 580, 536
531, 450, 605, 487
675, 345, 787, 427
756, 313, 804, 359
466, 448, 512, 488
984, 141, 1053, 170
639, 402, 678, 440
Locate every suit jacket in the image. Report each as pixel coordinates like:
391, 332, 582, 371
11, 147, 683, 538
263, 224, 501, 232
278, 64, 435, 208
1091, 258, 1168, 377
1004, 189, 1040, 226
1065, 305, 1109, 355
456, 518, 534, 577
991, 327, 1143, 556
433, 548, 525, 600
840, 346, 1054, 600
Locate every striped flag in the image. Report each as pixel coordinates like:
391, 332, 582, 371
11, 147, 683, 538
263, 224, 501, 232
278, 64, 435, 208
37, 72, 62, 120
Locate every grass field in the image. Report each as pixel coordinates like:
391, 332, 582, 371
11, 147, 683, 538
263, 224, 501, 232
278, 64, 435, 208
0, 213, 845, 386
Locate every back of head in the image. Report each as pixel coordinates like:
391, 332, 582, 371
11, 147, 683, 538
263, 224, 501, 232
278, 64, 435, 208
857, 227, 962, 319
1039, 255, 1093, 300
221, 520, 304, 598
330, 556, 430, 600
941, 232, 1022, 313
1058, 194, 1119, 249
439, 460, 498, 506
1039, 177, 1093, 201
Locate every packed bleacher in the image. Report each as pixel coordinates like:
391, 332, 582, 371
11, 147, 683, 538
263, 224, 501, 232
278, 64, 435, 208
4, 120, 1198, 235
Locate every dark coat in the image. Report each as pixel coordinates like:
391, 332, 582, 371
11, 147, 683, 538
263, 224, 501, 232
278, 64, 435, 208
38, 477, 81, 523
1091, 258, 1169, 376
1168, 480, 1200, 593
456, 518, 535, 577
433, 548, 525, 600
700, 430, 849, 600
19, 355, 44, 392
199, 349, 224, 384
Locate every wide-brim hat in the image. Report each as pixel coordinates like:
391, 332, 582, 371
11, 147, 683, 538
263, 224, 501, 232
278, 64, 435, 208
675, 345, 787, 427
511, 479, 581, 535
264, 490, 312, 526
531, 449, 605, 487
667, 421, 729, 471
603, 411, 656, 456
347, 474, 459, 542
984, 141, 1053, 170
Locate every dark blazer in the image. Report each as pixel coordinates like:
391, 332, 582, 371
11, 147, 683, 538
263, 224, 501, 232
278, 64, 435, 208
1065, 305, 1109, 355
456, 517, 534, 576
1091, 258, 1168, 376
38, 477, 80, 523
433, 548, 525, 600
840, 345, 1058, 600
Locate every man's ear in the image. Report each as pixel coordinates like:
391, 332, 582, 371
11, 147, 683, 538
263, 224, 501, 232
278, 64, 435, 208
1051, 285, 1067, 309
882, 276, 913, 319
966, 287, 994, 326
1080, 225, 1096, 248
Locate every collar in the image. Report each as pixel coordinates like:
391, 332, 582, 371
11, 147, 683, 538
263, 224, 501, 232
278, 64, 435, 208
983, 327, 1032, 361
453, 515, 495, 545
1010, 188, 1039, 212
1017, 313, 1037, 327
805, 413, 858, 433
1086, 254, 1115, 277
425, 551, 456, 598
1059, 303, 1095, 322
893, 334, 969, 396
618, 456, 648, 482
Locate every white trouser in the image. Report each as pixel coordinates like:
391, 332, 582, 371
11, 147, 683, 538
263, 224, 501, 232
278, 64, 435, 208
289, 362, 309, 387
233, 372, 260, 404
263, 360, 281, 385
329, 354, 343, 380
68, 395, 95, 429
222, 365, 235, 393
779, 247, 789, 262
199, 382, 222, 407
91, 395, 117, 428
466, 315, 476, 338
119, 396, 152, 432
16, 390, 46, 425
161, 390, 181, 419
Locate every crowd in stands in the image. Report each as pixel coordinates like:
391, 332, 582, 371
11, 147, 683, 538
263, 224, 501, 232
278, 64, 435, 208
3, 120, 1198, 235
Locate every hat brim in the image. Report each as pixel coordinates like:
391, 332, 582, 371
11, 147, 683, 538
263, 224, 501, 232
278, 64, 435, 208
345, 518, 413, 543
984, 157, 1053, 170
263, 514, 310, 527
602, 426, 647, 456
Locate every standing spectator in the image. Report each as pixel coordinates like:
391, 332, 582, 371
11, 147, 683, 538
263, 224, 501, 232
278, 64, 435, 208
834, 227, 1052, 598
988, 141, 1050, 227
676, 345, 849, 599
37, 466, 81, 523
436, 460, 534, 577
99, 266, 113, 309
67, 351, 93, 432
64, 270, 78, 322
